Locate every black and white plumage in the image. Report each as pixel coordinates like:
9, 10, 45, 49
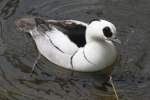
16, 17, 120, 72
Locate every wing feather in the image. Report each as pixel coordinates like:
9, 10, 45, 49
46, 20, 88, 47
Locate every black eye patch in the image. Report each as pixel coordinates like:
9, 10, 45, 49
103, 27, 113, 38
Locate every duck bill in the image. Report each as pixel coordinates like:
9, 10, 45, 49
109, 38, 121, 44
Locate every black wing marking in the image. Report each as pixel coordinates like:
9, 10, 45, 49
46, 20, 87, 47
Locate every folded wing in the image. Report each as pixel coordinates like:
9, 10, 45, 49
46, 20, 88, 47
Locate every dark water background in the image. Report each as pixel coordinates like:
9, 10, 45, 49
0, 0, 150, 100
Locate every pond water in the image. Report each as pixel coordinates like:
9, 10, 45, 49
0, 0, 150, 100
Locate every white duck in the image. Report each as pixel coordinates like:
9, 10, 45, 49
16, 17, 120, 72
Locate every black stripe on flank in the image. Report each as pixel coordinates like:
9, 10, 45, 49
83, 48, 96, 66
70, 50, 78, 69
46, 34, 64, 53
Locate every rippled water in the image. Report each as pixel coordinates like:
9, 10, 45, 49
1, 0, 150, 100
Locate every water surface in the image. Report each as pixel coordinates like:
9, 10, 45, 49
0, 0, 150, 100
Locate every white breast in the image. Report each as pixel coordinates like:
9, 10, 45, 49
84, 41, 117, 69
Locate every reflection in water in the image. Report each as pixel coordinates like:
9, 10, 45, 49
0, 53, 115, 100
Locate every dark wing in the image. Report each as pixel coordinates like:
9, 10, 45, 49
46, 20, 88, 47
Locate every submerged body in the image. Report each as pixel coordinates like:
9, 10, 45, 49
16, 18, 118, 72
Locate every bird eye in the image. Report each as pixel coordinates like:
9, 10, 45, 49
103, 27, 113, 38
